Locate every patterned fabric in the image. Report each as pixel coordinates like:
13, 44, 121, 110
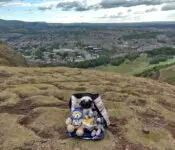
67, 93, 110, 140
69, 93, 110, 127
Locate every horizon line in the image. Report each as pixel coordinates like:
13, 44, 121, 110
1, 18, 175, 24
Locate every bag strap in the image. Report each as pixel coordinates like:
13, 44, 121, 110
92, 100, 107, 128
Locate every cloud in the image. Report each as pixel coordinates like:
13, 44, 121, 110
0, 0, 31, 7
128, 9, 132, 12
7, 8, 16, 14
99, 12, 127, 19
0, 0, 12, 2
57, 1, 84, 11
168, 12, 175, 19
100, 0, 175, 9
33, 1, 58, 7
161, 3, 175, 11
24, 8, 39, 14
145, 7, 158, 12
56, 1, 100, 11
56, 0, 175, 12
38, 5, 53, 11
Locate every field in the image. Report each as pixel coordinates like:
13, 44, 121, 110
97, 54, 149, 75
0, 66, 175, 150
97, 54, 175, 76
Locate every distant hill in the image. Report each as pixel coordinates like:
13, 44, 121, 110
0, 19, 49, 33
0, 19, 175, 33
0, 41, 27, 66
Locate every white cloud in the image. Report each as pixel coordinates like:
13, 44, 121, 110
1, 1, 32, 7
0, 0, 175, 23
33, 1, 59, 7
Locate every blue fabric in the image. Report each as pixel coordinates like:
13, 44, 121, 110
71, 108, 84, 120
67, 129, 104, 140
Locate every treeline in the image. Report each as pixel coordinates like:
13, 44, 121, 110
135, 63, 175, 77
119, 32, 159, 40
147, 47, 175, 64
70, 56, 110, 68
70, 53, 140, 68
147, 47, 175, 56
111, 53, 140, 66
39, 56, 110, 68
149, 55, 173, 64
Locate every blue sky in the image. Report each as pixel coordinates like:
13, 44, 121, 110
0, 0, 175, 23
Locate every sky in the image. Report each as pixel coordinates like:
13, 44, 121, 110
0, 0, 175, 23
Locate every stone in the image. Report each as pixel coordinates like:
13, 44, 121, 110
142, 127, 150, 134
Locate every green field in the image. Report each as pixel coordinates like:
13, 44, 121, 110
97, 54, 175, 76
159, 65, 175, 85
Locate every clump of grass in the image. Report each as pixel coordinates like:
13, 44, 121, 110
0, 58, 10, 65
142, 131, 168, 143
120, 88, 141, 97
111, 111, 121, 117
11, 84, 40, 98
0, 91, 20, 106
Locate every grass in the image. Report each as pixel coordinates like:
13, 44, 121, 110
29, 95, 62, 105
0, 58, 10, 65
134, 56, 175, 75
0, 91, 20, 106
96, 54, 175, 78
120, 88, 142, 97
0, 66, 175, 150
159, 65, 175, 85
0, 113, 39, 149
125, 118, 174, 150
111, 111, 121, 117
97, 54, 149, 75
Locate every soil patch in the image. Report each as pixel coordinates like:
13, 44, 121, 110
158, 100, 175, 112
26, 126, 69, 140
109, 117, 154, 150
18, 111, 40, 126
139, 109, 167, 128
130, 98, 147, 107
0, 70, 12, 78
0, 100, 67, 115
166, 121, 175, 139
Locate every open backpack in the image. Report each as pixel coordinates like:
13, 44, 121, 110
66, 93, 110, 140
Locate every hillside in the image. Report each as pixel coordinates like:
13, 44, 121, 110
0, 66, 174, 150
0, 19, 49, 32
158, 65, 175, 85
0, 41, 27, 66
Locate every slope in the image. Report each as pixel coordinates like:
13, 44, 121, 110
158, 65, 175, 85
0, 41, 27, 66
0, 66, 174, 150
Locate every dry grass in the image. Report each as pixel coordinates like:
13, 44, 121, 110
0, 113, 39, 150
159, 65, 175, 85
0, 42, 27, 67
0, 66, 174, 150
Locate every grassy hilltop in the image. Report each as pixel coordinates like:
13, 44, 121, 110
0, 41, 27, 66
0, 66, 174, 150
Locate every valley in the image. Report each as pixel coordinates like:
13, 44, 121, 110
0, 20, 175, 66
0, 20, 175, 150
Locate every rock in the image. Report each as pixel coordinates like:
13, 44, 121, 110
60, 141, 66, 144
154, 117, 160, 121
125, 145, 129, 150
142, 127, 150, 134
